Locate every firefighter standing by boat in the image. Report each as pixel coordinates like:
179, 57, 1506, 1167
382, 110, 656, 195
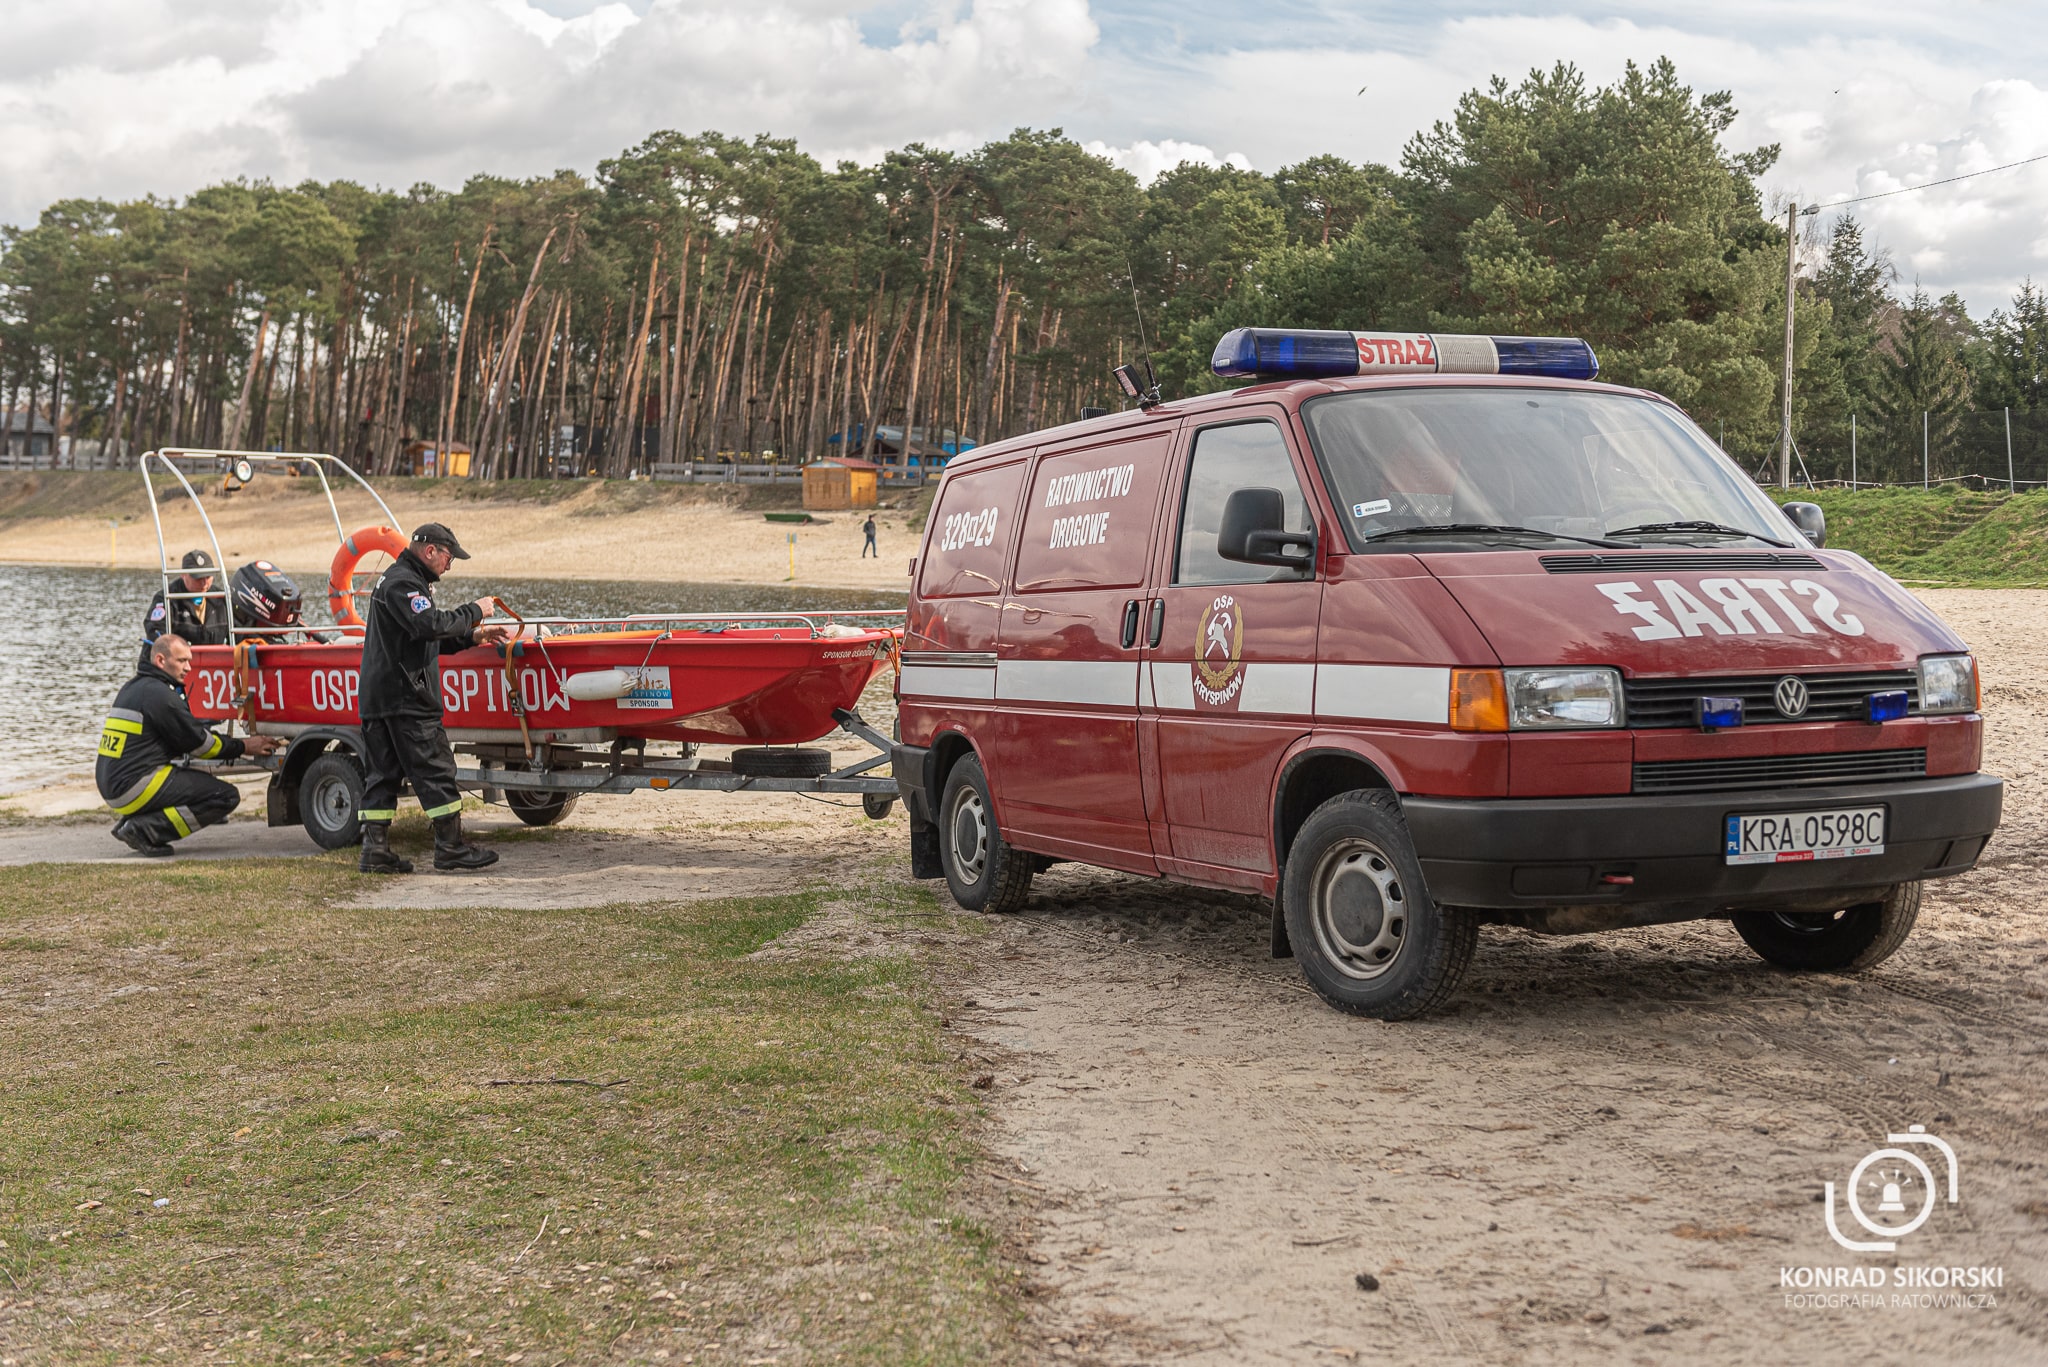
356, 522, 510, 874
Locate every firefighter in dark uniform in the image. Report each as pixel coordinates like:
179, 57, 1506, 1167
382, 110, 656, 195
140, 549, 229, 668
356, 523, 509, 874
97, 634, 280, 856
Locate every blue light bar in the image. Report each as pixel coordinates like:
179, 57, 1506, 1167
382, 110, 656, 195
1866, 690, 1909, 723
1696, 696, 1744, 730
1210, 328, 1599, 382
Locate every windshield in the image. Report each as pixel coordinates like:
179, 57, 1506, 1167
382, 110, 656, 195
1299, 387, 1797, 551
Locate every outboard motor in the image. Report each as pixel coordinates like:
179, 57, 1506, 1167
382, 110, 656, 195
231, 560, 306, 634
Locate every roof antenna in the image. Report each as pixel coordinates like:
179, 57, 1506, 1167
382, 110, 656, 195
1112, 264, 1163, 409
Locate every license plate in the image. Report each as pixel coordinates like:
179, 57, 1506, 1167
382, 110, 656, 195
1725, 807, 1885, 865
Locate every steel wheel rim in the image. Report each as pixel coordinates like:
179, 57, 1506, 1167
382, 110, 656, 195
947, 785, 989, 886
1310, 836, 1409, 981
312, 775, 354, 833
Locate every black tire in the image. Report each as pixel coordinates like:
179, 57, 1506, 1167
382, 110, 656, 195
505, 789, 579, 827
1732, 882, 1921, 971
730, 746, 832, 778
299, 752, 365, 850
1282, 789, 1476, 1020
938, 754, 1032, 913
862, 792, 896, 820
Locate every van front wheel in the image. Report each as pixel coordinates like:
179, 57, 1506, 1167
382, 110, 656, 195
1283, 790, 1475, 1020
939, 754, 1033, 913
1732, 882, 1920, 971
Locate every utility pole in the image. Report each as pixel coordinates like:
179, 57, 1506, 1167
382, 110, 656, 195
1779, 201, 1798, 489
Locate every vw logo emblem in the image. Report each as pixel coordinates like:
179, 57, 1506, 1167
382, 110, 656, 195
1774, 675, 1811, 718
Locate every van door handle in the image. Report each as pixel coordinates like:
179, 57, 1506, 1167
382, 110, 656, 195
1147, 599, 1165, 648
1121, 599, 1140, 649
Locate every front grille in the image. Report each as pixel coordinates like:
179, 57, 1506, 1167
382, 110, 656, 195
1625, 670, 1919, 728
1540, 551, 1826, 574
1632, 748, 1927, 795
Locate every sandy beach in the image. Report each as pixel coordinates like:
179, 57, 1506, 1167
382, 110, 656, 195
0, 471, 921, 592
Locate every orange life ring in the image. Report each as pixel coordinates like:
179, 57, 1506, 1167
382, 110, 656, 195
327, 525, 409, 628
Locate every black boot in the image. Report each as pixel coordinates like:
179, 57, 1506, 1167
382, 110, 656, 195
432, 813, 498, 871
112, 818, 172, 858
358, 821, 413, 874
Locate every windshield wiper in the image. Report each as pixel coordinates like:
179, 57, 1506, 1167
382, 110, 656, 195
1361, 523, 1635, 549
1604, 520, 1790, 548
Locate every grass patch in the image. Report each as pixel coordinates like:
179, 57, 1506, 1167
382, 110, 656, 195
0, 857, 1015, 1364
1766, 486, 2048, 586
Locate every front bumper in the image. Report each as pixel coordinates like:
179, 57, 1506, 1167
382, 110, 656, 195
1403, 772, 2003, 912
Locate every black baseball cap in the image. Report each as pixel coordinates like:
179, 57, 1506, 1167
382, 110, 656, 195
181, 548, 216, 572
411, 523, 470, 559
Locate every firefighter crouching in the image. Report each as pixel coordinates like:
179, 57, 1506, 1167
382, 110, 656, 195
98, 634, 281, 856
357, 522, 511, 875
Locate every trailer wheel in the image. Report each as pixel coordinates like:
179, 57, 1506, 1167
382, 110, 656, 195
939, 754, 1032, 913
1283, 789, 1476, 1020
862, 793, 896, 820
506, 790, 580, 827
1732, 882, 1920, 972
730, 746, 832, 778
299, 752, 365, 850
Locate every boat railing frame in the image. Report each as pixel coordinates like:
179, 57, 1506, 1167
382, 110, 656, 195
138, 449, 401, 648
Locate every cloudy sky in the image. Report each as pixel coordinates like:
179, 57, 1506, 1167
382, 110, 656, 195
3, 0, 2043, 315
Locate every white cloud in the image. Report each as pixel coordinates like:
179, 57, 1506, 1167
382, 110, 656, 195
0, 1, 2041, 315
1081, 138, 1250, 184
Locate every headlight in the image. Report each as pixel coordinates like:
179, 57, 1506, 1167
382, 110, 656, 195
1919, 654, 1977, 714
1504, 667, 1625, 729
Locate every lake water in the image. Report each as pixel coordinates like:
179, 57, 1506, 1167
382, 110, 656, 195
0, 563, 905, 796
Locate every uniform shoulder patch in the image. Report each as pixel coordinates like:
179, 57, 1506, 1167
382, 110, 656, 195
149, 603, 167, 621
409, 593, 433, 614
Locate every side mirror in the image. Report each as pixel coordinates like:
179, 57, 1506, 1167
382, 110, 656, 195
1782, 501, 1826, 548
1218, 487, 1316, 569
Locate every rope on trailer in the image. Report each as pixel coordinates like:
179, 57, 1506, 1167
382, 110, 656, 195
488, 596, 535, 763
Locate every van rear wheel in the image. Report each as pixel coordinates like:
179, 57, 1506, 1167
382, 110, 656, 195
939, 754, 1032, 913
1283, 790, 1475, 1020
1732, 882, 1920, 971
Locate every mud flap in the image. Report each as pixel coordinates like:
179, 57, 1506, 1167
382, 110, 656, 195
909, 821, 942, 880
1270, 883, 1293, 959
266, 770, 298, 827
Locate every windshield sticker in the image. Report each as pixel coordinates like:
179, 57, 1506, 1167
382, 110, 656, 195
1352, 498, 1392, 518
1597, 577, 1865, 640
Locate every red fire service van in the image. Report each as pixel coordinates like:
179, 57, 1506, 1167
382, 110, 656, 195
890, 328, 2003, 1019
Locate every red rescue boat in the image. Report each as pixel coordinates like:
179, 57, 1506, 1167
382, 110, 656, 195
183, 619, 899, 747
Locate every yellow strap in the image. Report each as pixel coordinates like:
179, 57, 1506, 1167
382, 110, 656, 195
102, 717, 144, 734
197, 733, 224, 759
111, 766, 174, 816
359, 809, 398, 822
423, 800, 464, 819
165, 806, 193, 839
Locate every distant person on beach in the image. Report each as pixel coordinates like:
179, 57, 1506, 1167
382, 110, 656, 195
355, 522, 512, 876
97, 634, 280, 857
139, 549, 227, 667
862, 514, 878, 558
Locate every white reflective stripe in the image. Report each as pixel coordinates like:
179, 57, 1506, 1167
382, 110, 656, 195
1315, 664, 1451, 724
996, 659, 1137, 707
1138, 660, 1155, 709
1238, 662, 1315, 715
1149, 661, 1195, 711
900, 663, 996, 701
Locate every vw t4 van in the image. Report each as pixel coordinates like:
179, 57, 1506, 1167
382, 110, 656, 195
891, 328, 2003, 1019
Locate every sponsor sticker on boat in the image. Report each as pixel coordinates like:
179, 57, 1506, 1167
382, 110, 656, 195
617, 666, 674, 710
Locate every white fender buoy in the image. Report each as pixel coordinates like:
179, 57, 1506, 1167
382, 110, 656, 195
565, 668, 643, 701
